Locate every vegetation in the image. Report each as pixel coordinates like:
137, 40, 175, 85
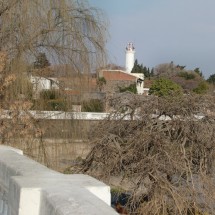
0, 0, 108, 168
40, 90, 60, 100
0, 0, 107, 103
207, 74, 215, 85
0, 0, 107, 71
0, 52, 40, 150
131, 59, 154, 79
33, 53, 50, 69
194, 68, 203, 78
119, 83, 137, 94
33, 89, 67, 111
2, 2, 215, 214
193, 81, 209, 94
82, 99, 103, 112
154, 62, 176, 78
178, 71, 195, 80
153, 62, 209, 94
97, 77, 106, 91
77, 94, 215, 215
149, 78, 182, 96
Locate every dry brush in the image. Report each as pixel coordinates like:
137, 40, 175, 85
78, 93, 215, 215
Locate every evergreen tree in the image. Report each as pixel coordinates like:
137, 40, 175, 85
193, 81, 209, 94
207, 74, 215, 85
131, 59, 153, 78
150, 68, 154, 77
194, 68, 203, 78
149, 78, 183, 97
34, 53, 50, 69
131, 59, 142, 73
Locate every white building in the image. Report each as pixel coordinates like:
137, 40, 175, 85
125, 42, 144, 94
98, 43, 145, 95
125, 42, 135, 73
30, 76, 59, 98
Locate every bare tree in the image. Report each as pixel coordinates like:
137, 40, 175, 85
0, 0, 108, 168
78, 94, 215, 214
0, 0, 107, 71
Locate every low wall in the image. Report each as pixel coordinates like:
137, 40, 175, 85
0, 110, 134, 121
0, 146, 117, 215
1, 110, 110, 121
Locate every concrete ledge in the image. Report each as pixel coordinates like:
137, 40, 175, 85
0, 146, 117, 215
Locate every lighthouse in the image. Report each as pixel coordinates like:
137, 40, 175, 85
125, 42, 135, 73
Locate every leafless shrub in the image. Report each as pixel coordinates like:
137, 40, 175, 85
79, 93, 215, 214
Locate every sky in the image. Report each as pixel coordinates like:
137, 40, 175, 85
88, 0, 215, 78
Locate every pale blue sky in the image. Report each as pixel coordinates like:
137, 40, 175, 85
88, 0, 215, 78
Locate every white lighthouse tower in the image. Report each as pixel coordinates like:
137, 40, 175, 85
125, 42, 135, 73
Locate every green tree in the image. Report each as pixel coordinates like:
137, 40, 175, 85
176, 64, 186, 70
154, 63, 206, 93
131, 59, 152, 78
194, 68, 203, 78
149, 78, 182, 97
119, 83, 137, 94
178, 71, 195, 80
150, 68, 154, 77
193, 81, 209, 94
207, 74, 215, 85
131, 59, 143, 73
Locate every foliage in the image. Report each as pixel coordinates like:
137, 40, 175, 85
194, 68, 203, 78
40, 90, 60, 100
0, 52, 43, 153
176, 64, 186, 70
0, 0, 108, 169
82, 99, 103, 112
97, 77, 106, 91
149, 78, 182, 96
0, 0, 108, 113
46, 99, 67, 111
35, 90, 67, 111
207, 74, 215, 85
119, 84, 137, 94
178, 71, 195, 80
193, 81, 209, 94
5, 73, 33, 101
33, 53, 50, 69
78, 94, 215, 215
154, 63, 206, 93
154, 62, 176, 78
131, 59, 153, 78
0, 0, 107, 72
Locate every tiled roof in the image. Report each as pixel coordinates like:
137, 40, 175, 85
59, 76, 97, 91
102, 70, 137, 81
144, 79, 153, 88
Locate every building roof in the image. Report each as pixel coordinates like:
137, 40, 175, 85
100, 70, 137, 81
144, 79, 153, 88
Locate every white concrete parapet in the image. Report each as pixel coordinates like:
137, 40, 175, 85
0, 146, 117, 215
1, 110, 110, 121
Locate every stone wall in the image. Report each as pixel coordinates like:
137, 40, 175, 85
0, 146, 117, 215
103, 80, 135, 93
